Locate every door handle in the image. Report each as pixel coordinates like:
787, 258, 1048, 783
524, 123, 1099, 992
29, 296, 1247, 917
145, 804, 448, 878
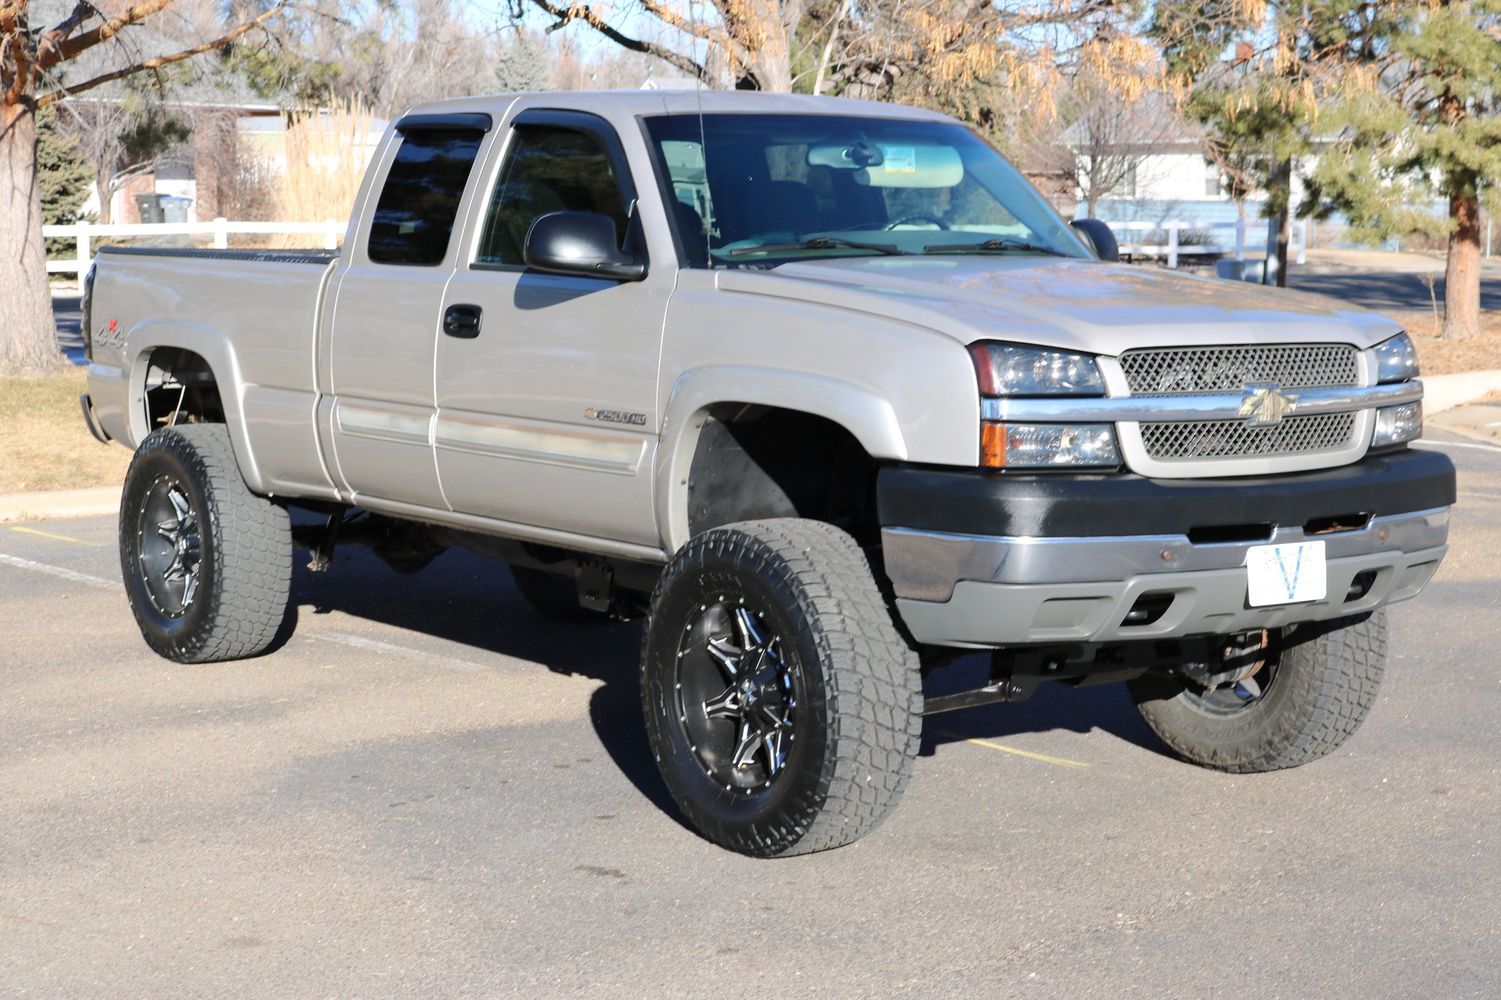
443, 304, 482, 339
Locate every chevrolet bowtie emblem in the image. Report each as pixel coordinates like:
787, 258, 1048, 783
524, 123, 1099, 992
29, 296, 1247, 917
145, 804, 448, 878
1238, 383, 1299, 426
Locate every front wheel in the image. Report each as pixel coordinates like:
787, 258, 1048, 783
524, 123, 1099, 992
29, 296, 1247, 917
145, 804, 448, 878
1127, 612, 1387, 773
640, 519, 922, 857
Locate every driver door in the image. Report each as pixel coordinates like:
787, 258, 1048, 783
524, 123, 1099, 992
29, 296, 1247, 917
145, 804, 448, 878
433, 110, 671, 546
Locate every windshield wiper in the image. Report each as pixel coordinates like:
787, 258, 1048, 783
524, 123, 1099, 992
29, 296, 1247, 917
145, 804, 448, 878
923, 238, 1072, 258
728, 236, 905, 258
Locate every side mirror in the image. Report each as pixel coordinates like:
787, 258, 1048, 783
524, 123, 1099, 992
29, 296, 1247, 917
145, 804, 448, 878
523, 211, 646, 281
1070, 218, 1119, 262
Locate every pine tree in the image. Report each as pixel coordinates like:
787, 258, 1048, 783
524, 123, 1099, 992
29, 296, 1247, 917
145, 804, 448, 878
1305, 0, 1501, 340
35, 109, 93, 259
494, 29, 549, 94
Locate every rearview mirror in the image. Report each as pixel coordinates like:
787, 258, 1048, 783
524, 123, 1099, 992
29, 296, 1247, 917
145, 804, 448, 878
524, 211, 646, 281
1071, 218, 1119, 262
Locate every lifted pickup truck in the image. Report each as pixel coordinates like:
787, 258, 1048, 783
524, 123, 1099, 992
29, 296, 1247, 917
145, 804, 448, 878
83, 90, 1455, 857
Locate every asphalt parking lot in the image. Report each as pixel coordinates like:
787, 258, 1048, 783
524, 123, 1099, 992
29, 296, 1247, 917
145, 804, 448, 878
2, 435, 1498, 998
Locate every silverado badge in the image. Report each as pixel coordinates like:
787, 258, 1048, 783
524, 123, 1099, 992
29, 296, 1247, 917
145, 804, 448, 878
1238, 383, 1299, 427
584, 407, 648, 427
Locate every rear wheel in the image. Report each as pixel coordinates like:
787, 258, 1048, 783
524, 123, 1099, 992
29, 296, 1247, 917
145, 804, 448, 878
1127, 613, 1387, 772
119, 424, 292, 662
641, 519, 922, 857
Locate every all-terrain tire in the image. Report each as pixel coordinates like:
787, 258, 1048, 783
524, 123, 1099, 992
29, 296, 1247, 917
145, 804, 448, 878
1128, 612, 1387, 773
119, 424, 292, 662
640, 519, 922, 857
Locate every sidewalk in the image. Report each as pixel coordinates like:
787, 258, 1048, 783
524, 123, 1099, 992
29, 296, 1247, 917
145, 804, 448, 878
0, 485, 120, 523
1431, 402, 1501, 444
1300, 247, 1501, 277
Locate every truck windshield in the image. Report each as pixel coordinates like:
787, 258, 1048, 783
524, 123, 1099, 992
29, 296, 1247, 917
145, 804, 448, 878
643, 113, 1090, 268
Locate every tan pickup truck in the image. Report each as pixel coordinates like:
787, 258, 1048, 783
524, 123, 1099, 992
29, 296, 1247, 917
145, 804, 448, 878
81, 90, 1455, 856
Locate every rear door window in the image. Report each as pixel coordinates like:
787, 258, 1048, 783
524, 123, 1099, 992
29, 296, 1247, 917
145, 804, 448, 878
367, 127, 485, 266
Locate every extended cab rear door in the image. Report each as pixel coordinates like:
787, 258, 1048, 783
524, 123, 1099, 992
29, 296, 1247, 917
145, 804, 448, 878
322, 114, 492, 510
432, 108, 671, 547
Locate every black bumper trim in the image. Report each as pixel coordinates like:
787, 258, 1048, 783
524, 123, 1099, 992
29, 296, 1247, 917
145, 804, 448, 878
80, 394, 111, 445
877, 448, 1456, 538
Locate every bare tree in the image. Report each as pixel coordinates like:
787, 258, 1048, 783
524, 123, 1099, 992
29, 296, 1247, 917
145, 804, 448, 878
2, 0, 285, 373
1061, 80, 1186, 218
509, 0, 1127, 96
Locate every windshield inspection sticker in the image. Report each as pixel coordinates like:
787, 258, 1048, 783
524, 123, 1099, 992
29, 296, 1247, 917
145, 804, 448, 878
882, 146, 917, 174
1245, 540, 1327, 607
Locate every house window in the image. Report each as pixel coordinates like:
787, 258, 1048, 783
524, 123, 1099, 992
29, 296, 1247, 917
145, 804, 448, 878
1205, 163, 1222, 198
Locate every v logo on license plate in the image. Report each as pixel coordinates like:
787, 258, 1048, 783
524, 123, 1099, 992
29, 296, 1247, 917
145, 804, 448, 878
1274, 547, 1304, 601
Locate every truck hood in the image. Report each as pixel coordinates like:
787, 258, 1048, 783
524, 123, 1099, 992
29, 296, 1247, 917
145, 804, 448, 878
717, 256, 1403, 355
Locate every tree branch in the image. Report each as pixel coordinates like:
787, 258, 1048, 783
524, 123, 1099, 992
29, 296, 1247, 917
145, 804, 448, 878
37, 4, 286, 107
37, 2, 99, 66
523, 0, 711, 83
2, 0, 32, 108
39, 0, 173, 69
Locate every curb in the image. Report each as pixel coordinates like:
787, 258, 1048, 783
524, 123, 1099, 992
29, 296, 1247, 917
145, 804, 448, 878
0, 485, 120, 523
1423, 370, 1501, 415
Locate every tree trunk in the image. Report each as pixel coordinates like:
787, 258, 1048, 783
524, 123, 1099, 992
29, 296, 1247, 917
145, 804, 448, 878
0, 104, 61, 375
1087, 193, 1099, 219
1443, 186, 1482, 341
94, 163, 114, 225
1264, 157, 1292, 288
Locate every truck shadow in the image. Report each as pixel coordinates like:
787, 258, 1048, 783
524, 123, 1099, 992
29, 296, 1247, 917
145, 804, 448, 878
286, 544, 1164, 829
917, 653, 1162, 758
288, 545, 688, 828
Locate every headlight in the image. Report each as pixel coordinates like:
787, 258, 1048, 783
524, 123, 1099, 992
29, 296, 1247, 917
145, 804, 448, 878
1372, 402, 1422, 447
1371, 332, 1419, 384
969, 342, 1105, 396
980, 422, 1120, 469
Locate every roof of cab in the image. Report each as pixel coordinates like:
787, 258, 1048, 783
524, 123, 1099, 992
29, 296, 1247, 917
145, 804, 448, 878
398, 89, 957, 126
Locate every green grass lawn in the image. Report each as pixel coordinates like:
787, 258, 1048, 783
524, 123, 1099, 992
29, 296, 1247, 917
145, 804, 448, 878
0, 369, 130, 493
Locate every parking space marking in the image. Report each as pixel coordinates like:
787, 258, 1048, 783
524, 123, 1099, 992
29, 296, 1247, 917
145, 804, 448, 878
310, 630, 494, 673
0, 552, 116, 590
8, 525, 100, 546
936, 731, 1091, 769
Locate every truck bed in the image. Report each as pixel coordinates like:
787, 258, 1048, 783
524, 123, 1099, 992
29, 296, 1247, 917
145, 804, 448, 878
86, 245, 342, 500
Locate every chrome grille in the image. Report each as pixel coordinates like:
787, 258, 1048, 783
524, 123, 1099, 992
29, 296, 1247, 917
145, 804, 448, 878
1120, 344, 1359, 395
1140, 412, 1358, 460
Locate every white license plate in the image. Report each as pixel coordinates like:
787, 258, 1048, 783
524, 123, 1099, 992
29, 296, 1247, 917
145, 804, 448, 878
1245, 541, 1327, 607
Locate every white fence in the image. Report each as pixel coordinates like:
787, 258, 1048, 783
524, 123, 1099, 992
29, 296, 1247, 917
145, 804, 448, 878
1113, 218, 1310, 269
42, 219, 344, 275
44, 216, 1310, 275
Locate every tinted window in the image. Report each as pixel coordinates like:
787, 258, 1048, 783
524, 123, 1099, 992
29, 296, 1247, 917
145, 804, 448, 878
368, 128, 484, 266
477, 125, 630, 266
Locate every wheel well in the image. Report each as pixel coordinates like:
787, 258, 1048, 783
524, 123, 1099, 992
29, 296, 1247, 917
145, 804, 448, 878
143, 348, 225, 430
686, 405, 882, 546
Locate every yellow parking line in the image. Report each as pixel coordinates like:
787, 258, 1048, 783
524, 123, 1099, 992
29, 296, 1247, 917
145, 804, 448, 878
937, 731, 1091, 770
7, 526, 98, 546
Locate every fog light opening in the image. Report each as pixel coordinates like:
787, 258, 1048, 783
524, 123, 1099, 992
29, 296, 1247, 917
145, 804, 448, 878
1122, 592, 1174, 627
1345, 570, 1378, 603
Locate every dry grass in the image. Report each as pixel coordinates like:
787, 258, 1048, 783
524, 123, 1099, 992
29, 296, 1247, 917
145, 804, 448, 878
1383, 311, 1501, 376
0, 369, 130, 493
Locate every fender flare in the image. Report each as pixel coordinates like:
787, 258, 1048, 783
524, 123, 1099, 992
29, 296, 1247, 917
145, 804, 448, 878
125, 320, 268, 495
653, 365, 908, 553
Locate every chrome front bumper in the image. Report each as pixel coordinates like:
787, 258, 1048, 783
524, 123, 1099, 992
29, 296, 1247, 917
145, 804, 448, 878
884, 507, 1449, 648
